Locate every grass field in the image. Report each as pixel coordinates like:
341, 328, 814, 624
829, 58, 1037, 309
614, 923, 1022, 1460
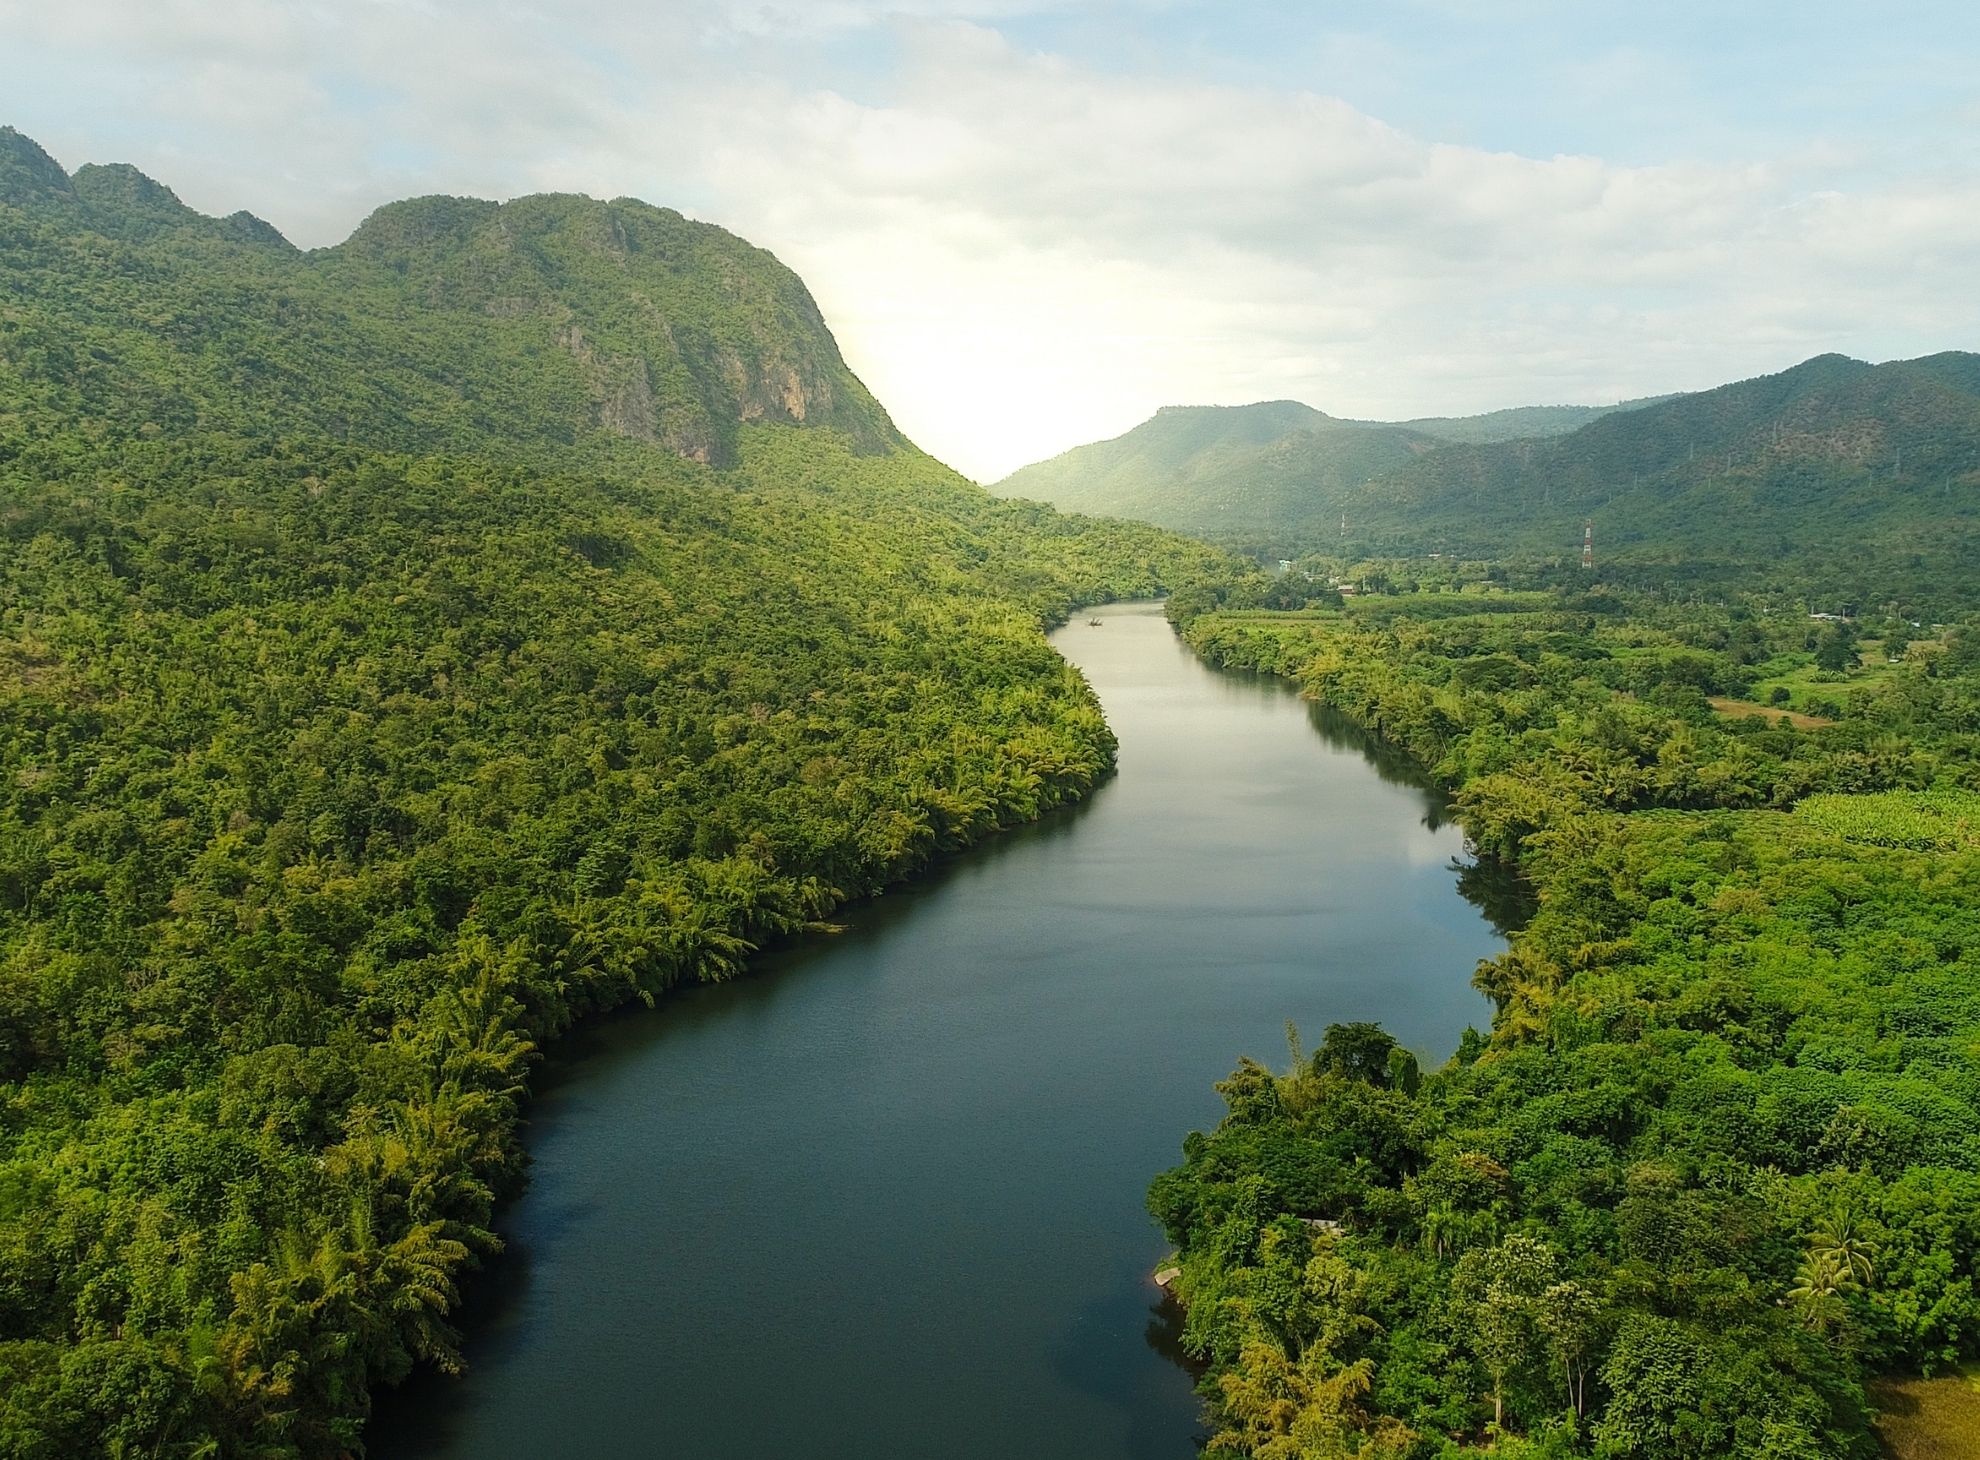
1707, 696, 1836, 729
1872, 1366, 1980, 1459
1741, 640, 1924, 715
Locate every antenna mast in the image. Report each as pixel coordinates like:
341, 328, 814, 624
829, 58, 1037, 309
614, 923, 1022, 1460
1582, 520, 1594, 571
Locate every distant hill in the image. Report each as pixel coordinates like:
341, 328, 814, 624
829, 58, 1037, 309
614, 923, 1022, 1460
991, 401, 1444, 537
993, 357, 1980, 571
991, 394, 1665, 544
1349, 352, 1980, 564
1381, 395, 1675, 444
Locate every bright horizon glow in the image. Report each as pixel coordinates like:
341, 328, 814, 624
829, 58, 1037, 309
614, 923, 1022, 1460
4, 2, 1979, 481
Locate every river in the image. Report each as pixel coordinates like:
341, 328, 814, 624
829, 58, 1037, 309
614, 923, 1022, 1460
371, 599, 1512, 1459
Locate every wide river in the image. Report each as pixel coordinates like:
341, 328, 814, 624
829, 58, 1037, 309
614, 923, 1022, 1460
374, 600, 1512, 1459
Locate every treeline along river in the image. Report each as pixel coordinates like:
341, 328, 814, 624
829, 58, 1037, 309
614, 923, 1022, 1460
372, 600, 1514, 1459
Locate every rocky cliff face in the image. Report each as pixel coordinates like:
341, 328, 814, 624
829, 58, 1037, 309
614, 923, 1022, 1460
332, 190, 900, 465
0, 129, 900, 467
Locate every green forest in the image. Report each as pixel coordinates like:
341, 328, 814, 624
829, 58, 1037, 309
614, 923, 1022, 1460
0, 129, 1229, 1455
1150, 577, 1980, 1458
9, 106, 1980, 1460
994, 356, 1980, 586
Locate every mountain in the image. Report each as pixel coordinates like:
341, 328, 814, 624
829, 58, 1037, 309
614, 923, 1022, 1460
994, 353, 1980, 577
1345, 352, 1980, 565
1383, 395, 1674, 444
992, 401, 1445, 539
0, 124, 896, 467
991, 394, 1665, 547
0, 128, 1229, 1458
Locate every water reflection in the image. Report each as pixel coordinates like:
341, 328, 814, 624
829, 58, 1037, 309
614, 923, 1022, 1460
1302, 697, 1535, 936
1455, 853, 1537, 937
1302, 700, 1452, 827
371, 601, 1507, 1460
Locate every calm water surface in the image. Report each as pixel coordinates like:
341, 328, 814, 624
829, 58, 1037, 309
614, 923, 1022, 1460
373, 600, 1510, 1459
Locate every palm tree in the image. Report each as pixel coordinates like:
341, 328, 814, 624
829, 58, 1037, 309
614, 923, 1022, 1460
1421, 1204, 1450, 1259
1808, 1202, 1877, 1289
1787, 1250, 1848, 1332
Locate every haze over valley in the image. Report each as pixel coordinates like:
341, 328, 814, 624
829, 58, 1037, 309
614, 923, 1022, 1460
992, 354, 1980, 578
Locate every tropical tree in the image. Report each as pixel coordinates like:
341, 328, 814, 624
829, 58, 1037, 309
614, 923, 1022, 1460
1807, 1201, 1878, 1289
1536, 1280, 1604, 1422
1786, 1251, 1850, 1334
1452, 1235, 1558, 1432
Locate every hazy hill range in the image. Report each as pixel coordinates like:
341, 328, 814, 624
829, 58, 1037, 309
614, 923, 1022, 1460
1355, 352, 1980, 564
990, 395, 1664, 541
990, 400, 1443, 536
996, 357, 1980, 575
1380, 395, 1674, 444
0, 127, 1227, 1457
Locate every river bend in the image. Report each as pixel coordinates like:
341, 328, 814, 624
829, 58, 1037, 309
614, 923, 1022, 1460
375, 599, 1509, 1459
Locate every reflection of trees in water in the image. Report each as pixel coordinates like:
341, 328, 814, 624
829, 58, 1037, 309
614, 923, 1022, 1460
1454, 853, 1537, 936
1304, 699, 1537, 934
1145, 1293, 1200, 1373
1304, 701, 1452, 830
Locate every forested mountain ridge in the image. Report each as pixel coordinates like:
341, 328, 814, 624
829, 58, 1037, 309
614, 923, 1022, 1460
0, 124, 896, 467
994, 354, 1980, 576
989, 396, 1664, 545
1379, 395, 1672, 445
1358, 351, 1980, 563
0, 129, 1230, 1457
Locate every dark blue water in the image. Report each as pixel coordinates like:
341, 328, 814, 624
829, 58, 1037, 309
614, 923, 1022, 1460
373, 600, 1509, 1459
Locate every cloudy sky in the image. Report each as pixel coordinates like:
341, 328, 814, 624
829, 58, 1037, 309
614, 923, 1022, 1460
6, 1, 1979, 480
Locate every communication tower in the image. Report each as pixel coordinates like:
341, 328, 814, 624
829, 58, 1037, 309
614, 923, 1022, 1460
1582, 520, 1594, 570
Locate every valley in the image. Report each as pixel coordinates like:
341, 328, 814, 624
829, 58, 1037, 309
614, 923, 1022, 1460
3, 97, 1980, 1460
993, 358, 1980, 603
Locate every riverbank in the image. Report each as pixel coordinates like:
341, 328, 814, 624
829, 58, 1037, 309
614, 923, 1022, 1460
371, 599, 1507, 1459
1150, 588, 1980, 1456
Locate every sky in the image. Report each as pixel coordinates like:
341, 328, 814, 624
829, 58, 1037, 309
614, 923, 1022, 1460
5, 1, 1980, 481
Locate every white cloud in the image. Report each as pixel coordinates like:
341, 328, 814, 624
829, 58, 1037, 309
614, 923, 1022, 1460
702, 0, 1095, 38
682, 23, 1980, 475
4, 4, 1978, 479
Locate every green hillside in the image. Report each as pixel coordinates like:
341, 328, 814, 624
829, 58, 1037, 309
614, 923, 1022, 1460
0, 129, 1228, 1457
1347, 352, 1980, 567
990, 395, 1665, 550
1, 125, 899, 468
994, 354, 1980, 586
992, 401, 1444, 540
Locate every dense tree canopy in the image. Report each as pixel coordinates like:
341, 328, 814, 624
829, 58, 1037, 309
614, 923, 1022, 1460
1152, 582, 1980, 1458
0, 129, 1232, 1455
